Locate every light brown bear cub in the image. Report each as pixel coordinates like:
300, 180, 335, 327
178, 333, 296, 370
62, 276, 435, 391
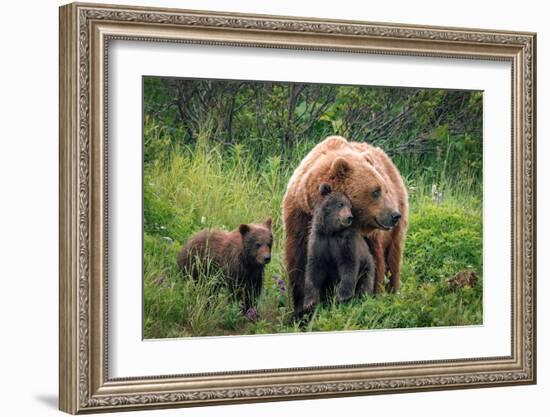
177, 219, 273, 313
303, 184, 375, 313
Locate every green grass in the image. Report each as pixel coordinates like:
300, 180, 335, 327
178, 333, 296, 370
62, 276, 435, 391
143, 133, 483, 338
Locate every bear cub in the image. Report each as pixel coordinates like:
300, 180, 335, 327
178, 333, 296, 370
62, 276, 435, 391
177, 218, 273, 313
303, 184, 375, 312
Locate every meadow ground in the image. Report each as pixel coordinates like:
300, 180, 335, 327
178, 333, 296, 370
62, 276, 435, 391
143, 131, 483, 338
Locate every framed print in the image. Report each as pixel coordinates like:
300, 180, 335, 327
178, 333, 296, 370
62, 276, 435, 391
59, 2, 537, 414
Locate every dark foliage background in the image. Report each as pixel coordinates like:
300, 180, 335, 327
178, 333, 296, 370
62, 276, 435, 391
144, 77, 482, 183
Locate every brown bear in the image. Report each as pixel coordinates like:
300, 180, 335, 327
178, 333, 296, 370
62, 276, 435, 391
303, 183, 375, 312
177, 218, 273, 312
283, 136, 408, 318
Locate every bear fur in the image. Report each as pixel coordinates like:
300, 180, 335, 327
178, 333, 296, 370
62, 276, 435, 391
177, 218, 273, 312
283, 136, 408, 317
303, 184, 375, 312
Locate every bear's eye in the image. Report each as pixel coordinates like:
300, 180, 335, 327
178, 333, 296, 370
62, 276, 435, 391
372, 188, 381, 199
255, 243, 262, 249
336, 202, 343, 208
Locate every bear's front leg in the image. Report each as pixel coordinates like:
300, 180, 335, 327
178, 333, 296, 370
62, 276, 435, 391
386, 225, 405, 293
303, 259, 326, 312
355, 244, 376, 296
242, 276, 262, 314
335, 259, 360, 303
367, 236, 386, 294
284, 209, 311, 319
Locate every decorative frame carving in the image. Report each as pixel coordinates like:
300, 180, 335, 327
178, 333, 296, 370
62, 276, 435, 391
59, 2, 536, 414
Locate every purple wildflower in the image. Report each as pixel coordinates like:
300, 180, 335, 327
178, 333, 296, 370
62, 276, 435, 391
272, 274, 286, 293
245, 307, 257, 321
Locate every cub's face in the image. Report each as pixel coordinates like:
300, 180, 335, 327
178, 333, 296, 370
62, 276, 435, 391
239, 218, 273, 266
318, 183, 354, 233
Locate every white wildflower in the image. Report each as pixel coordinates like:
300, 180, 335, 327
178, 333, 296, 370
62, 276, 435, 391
431, 183, 443, 204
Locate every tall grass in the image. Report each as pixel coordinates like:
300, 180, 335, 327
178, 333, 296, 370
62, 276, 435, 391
143, 127, 483, 338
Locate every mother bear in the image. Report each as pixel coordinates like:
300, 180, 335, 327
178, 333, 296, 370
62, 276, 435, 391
283, 136, 408, 317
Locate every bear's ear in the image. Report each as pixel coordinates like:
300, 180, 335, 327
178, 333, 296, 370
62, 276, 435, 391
264, 217, 272, 229
329, 157, 352, 179
362, 152, 374, 165
239, 224, 250, 236
319, 183, 332, 196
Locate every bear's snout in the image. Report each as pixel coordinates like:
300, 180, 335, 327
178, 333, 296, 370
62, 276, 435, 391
391, 211, 401, 226
256, 248, 272, 265
375, 210, 401, 230
340, 206, 353, 227
342, 214, 353, 227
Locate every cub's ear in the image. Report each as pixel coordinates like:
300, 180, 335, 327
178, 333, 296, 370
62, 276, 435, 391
264, 217, 272, 229
329, 157, 352, 179
362, 152, 374, 165
239, 224, 250, 236
319, 183, 332, 196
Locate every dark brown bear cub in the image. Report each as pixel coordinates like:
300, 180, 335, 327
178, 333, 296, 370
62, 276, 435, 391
303, 184, 375, 313
177, 218, 273, 313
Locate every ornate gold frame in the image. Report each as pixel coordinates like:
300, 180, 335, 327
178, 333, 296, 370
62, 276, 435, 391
59, 2, 536, 414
